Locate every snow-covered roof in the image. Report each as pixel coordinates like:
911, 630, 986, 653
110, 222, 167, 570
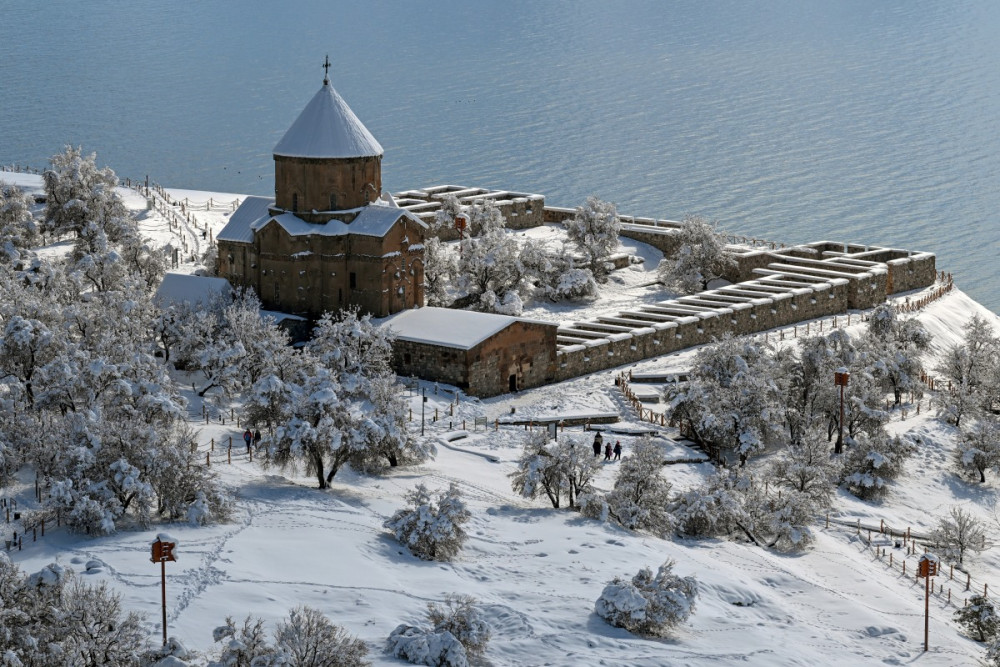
217, 198, 426, 244
154, 273, 231, 308
267, 204, 425, 238
216, 196, 273, 243
385, 307, 520, 350
273, 82, 383, 159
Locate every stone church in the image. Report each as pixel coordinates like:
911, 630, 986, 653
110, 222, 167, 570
216, 70, 426, 318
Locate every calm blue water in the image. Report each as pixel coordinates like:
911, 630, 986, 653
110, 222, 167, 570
3, 1, 999, 311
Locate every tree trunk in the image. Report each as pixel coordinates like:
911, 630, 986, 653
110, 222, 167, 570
311, 449, 328, 489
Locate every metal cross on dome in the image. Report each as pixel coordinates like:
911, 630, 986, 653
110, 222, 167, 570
322, 55, 331, 84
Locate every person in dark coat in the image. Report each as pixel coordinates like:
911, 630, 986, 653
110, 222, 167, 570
253, 429, 261, 447
604, 443, 613, 461
613, 441, 622, 460
243, 429, 253, 454
593, 431, 603, 457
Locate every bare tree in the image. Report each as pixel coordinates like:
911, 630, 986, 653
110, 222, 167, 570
931, 506, 989, 565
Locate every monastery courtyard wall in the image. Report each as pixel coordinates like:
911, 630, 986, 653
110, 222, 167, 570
397, 187, 938, 390
541, 205, 937, 383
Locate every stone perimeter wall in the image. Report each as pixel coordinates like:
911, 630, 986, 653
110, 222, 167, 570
552, 281, 849, 381
540, 207, 938, 383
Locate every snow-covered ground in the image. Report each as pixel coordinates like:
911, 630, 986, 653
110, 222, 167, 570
4, 177, 999, 665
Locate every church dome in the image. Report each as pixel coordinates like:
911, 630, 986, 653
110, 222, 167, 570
273, 81, 383, 159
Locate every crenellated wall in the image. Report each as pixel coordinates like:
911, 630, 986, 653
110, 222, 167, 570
553, 280, 853, 382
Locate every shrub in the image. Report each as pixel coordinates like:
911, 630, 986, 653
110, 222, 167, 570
955, 595, 1000, 643
595, 560, 698, 637
386, 594, 491, 667
384, 483, 470, 561
211, 606, 369, 667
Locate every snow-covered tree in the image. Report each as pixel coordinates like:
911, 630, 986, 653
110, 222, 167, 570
936, 316, 1000, 425
955, 417, 1000, 483
581, 436, 674, 536
0, 184, 39, 264
657, 215, 735, 294
509, 433, 601, 508
266, 313, 430, 489
840, 431, 914, 500
768, 430, 840, 505
865, 304, 931, 406
454, 199, 526, 314
266, 367, 354, 489
43, 146, 128, 240
564, 196, 620, 282
189, 289, 292, 398
594, 560, 698, 637
384, 483, 471, 561
310, 308, 431, 472
0, 557, 147, 666
666, 335, 784, 465
527, 243, 597, 302
56, 579, 148, 666
931, 506, 988, 565
782, 328, 871, 448
752, 486, 820, 551
669, 469, 749, 539
956, 595, 1000, 643
223, 289, 292, 387
432, 194, 464, 233
422, 236, 457, 307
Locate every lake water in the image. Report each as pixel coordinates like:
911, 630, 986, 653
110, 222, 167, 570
3, 1, 999, 312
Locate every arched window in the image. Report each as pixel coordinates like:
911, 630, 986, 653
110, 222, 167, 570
329, 193, 337, 211
292, 193, 298, 212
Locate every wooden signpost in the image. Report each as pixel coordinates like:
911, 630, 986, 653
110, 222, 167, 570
918, 553, 939, 653
151, 535, 178, 647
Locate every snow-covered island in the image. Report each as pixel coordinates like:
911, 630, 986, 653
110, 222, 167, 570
2, 155, 1000, 667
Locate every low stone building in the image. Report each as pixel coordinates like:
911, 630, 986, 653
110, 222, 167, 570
386, 307, 558, 397
216, 71, 426, 318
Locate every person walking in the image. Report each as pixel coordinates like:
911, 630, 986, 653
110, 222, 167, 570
604, 443, 613, 461
253, 429, 261, 447
592, 431, 603, 458
613, 441, 622, 460
243, 428, 253, 454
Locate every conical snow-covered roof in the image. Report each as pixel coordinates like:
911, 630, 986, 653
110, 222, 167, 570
273, 80, 383, 159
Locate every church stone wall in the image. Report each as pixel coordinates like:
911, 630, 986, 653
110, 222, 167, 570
274, 155, 382, 213
224, 215, 423, 320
